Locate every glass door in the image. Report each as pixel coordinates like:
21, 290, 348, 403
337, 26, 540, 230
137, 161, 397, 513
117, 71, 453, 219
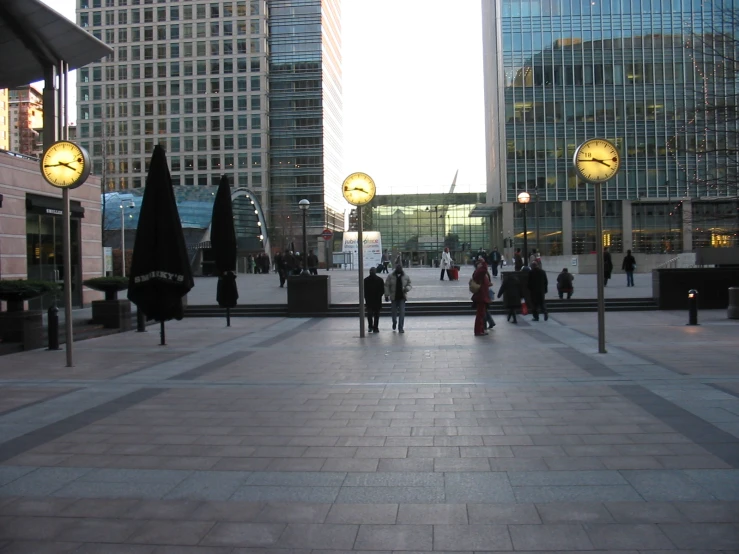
26, 214, 82, 310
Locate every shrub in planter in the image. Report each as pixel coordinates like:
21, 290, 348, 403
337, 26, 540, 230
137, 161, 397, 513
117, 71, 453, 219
0, 280, 60, 311
83, 276, 129, 301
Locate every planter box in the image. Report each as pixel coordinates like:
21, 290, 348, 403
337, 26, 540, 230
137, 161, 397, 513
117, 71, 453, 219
287, 275, 331, 315
91, 299, 132, 330
0, 309, 44, 350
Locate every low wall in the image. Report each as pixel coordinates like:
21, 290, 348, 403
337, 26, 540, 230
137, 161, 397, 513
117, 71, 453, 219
541, 253, 687, 275
653, 268, 739, 309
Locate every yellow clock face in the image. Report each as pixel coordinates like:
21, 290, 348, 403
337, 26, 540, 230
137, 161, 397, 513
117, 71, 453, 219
573, 139, 621, 183
342, 172, 376, 206
41, 140, 91, 189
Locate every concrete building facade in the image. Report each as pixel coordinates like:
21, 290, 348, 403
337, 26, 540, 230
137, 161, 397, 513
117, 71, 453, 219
8, 85, 43, 158
482, 0, 739, 257
0, 89, 9, 151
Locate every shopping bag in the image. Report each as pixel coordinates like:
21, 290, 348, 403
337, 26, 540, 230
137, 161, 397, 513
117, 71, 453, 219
521, 299, 528, 315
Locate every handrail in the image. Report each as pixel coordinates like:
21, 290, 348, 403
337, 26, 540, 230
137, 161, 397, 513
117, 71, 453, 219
656, 257, 679, 269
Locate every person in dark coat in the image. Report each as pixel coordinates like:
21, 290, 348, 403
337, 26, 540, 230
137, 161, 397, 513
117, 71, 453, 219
364, 266, 385, 333
497, 273, 522, 323
527, 261, 549, 321
307, 249, 319, 275
513, 248, 524, 271
556, 267, 574, 299
489, 246, 502, 277
274, 252, 287, 287
471, 260, 491, 336
604, 247, 614, 286
622, 249, 636, 287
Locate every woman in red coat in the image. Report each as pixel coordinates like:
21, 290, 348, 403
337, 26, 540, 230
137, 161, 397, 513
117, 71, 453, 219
471, 260, 491, 336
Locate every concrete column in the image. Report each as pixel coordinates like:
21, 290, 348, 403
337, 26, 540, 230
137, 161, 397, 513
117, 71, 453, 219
622, 200, 633, 252
42, 66, 58, 150
562, 201, 572, 256
682, 200, 693, 252
502, 202, 514, 259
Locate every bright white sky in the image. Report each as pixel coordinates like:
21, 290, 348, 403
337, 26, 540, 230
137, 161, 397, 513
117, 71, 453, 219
39, 0, 486, 194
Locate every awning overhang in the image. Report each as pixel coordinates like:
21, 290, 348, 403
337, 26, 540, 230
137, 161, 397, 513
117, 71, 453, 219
468, 204, 499, 218
0, 0, 113, 89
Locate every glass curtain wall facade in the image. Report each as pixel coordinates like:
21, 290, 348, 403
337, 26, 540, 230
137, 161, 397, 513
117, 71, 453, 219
369, 192, 488, 267
267, 0, 345, 234
483, 0, 739, 254
77, 0, 269, 206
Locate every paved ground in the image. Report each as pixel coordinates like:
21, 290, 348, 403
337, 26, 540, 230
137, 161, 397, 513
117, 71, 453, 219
0, 309, 737, 552
186, 266, 653, 306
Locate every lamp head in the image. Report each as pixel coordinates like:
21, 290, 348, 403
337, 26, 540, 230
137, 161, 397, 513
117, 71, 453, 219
517, 191, 531, 204
299, 199, 310, 211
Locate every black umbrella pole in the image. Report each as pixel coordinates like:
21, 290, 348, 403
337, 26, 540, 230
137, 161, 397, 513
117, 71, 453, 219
226, 307, 231, 327
160, 322, 166, 345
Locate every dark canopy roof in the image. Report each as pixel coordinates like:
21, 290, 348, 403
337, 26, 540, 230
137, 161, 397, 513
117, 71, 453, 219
0, 0, 112, 89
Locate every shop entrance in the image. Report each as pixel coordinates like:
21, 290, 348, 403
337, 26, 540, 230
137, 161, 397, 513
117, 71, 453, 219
26, 196, 84, 310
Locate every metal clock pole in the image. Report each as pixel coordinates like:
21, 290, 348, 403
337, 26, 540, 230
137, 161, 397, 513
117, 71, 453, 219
61, 60, 74, 367
357, 206, 366, 338
594, 181, 606, 354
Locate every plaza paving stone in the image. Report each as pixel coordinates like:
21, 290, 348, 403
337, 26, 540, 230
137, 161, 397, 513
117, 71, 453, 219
0, 310, 737, 552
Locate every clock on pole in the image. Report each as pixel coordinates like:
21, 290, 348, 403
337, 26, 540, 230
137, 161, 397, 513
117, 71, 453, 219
40, 140, 91, 189
341, 172, 376, 339
342, 172, 376, 206
573, 138, 621, 184
573, 138, 621, 354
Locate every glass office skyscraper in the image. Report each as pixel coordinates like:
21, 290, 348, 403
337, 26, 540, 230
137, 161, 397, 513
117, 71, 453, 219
482, 0, 739, 255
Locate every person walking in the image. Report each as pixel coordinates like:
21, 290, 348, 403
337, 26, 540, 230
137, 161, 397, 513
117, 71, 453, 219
622, 249, 636, 287
381, 250, 390, 273
497, 273, 522, 323
307, 249, 319, 275
604, 247, 614, 286
527, 261, 549, 321
275, 251, 287, 288
364, 266, 385, 333
440, 247, 453, 280
556, 267, 574, 299
489, 246, 502, 277
471, 260, 492, 336
384, 264, 412, 333
246, 254, 254, 274
513, 248, 524, 271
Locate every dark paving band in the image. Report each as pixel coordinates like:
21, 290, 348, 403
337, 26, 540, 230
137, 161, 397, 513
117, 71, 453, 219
168, 350, 254, 380
254, 317, 323, 348
0, 388, 164, 464
613, 384, 739, 469
0, 387, 83, 417
707, 383, 739, 400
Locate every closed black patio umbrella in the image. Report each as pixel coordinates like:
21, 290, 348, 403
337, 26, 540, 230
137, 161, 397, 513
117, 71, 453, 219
211, 174, 239, 326
127, 145, 194, 345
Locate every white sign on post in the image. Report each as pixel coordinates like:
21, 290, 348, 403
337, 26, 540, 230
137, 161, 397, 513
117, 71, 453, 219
342, 231, 382, 269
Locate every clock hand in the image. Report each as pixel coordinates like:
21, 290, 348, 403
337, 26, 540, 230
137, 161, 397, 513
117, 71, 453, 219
579, 158, 611, 167
44, 163, 62, 168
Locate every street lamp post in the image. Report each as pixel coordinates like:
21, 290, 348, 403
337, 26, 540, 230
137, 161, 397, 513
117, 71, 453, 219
299, 199, 310, 275
517, 191, 531, 265
120, 200, 134, 276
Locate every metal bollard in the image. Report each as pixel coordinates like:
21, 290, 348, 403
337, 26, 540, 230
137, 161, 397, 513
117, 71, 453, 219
136, 309, 147, 332
47, 305, 60, 350
687, 289, 699, 326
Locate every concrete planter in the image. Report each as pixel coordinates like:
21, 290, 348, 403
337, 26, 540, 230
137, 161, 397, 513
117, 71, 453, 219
0, 309, 44, 350
91, 299, 132, 329
287, 275, 331, 315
